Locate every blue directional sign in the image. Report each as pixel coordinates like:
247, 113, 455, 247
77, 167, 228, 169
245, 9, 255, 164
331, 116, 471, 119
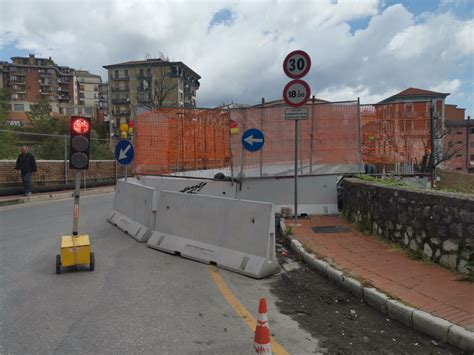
242, 128, 265, 152
115, 140, 134, 166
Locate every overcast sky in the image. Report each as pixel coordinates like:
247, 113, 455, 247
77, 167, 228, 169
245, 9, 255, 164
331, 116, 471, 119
1, 0, 472, 115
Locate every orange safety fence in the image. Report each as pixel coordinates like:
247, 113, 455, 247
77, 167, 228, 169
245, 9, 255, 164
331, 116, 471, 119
229, 101, 361, 177
134, 108, 230, 175
360, 102, 432, 167
133, 102, 362, 178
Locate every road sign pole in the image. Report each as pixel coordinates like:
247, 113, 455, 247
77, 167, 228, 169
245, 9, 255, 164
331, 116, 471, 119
72, 170, 81, 236
294, 119, 298, 224
124, 165, 127, 181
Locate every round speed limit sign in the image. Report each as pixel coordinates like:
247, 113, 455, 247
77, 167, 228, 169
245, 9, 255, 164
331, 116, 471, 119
283, 80, 311, 108
283, 50, 311, 79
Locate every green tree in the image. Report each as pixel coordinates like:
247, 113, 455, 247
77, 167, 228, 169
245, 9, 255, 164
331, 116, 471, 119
0, 131, 19, 159
27, 99, 53, 133
0, 88, 11, 124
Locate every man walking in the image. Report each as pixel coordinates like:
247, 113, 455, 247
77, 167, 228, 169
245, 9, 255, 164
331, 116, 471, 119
15, 146, 37, 196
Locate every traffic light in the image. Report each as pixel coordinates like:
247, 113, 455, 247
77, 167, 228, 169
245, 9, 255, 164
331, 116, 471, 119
69, 116, 91, 170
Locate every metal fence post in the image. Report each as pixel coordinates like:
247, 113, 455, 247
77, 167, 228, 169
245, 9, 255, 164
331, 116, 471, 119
309, 96, 315, 174
64, 134, 68, 184
259, 97, 264, 177
358, 97, 362, 170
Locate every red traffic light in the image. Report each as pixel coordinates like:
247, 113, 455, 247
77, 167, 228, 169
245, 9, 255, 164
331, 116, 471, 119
72, 117, 91, 134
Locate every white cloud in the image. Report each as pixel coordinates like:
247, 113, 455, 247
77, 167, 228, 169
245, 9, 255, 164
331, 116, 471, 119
0, 0, 472, 113
429, 79, 461, 95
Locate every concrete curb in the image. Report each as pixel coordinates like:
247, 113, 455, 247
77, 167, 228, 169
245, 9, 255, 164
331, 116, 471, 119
279, 219, 474, 353
0, 186, 116, 207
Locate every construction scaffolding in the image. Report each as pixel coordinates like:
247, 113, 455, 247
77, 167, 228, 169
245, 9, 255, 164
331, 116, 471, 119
360, 102, 432, 170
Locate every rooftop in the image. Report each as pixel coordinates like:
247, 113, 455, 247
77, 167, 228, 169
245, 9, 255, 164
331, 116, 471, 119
378, 87, 450, 104
103, 58, 201, 79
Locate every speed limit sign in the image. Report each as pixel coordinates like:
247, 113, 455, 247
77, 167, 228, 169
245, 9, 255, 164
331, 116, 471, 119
283, 50, 311, 79
283, 79, 311, 108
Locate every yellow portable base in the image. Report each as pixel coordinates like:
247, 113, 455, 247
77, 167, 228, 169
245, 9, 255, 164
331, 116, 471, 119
56, 235, 94, 274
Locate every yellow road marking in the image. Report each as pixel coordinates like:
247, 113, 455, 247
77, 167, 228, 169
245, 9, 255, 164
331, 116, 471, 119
208, 265, 290, 355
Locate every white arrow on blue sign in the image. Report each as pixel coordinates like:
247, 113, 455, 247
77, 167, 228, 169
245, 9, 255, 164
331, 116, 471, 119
115, 139, 134, 166
242, 128, 265, 152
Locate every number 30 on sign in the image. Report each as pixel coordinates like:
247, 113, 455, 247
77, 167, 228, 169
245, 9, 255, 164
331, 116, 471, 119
283, 50, 311, 79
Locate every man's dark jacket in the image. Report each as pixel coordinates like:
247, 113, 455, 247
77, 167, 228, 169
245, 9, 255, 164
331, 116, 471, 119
15, 153, 38, 174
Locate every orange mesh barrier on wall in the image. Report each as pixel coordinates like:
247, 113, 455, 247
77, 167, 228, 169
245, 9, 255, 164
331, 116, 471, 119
229, 101, 361, 177
361, 103, 432, 166
134, 108, 230, 175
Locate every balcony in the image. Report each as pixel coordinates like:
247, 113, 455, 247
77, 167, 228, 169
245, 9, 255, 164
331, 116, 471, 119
58, 95, 70, 101
112, 76, 130, 81
10, 70, 26, 76
58, 78, 70, 84
111, 98, 129, 104
11, 77, 25, 84
111, 87, 129, 92
113, 110, 131, 116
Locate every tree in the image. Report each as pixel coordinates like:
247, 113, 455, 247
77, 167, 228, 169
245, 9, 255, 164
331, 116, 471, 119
136, 55, 178, 109
27, 99, 54, 133
0, 88, 11, 125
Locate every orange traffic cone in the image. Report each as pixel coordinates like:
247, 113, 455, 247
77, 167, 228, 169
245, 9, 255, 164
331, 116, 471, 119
254, 298, 272, 354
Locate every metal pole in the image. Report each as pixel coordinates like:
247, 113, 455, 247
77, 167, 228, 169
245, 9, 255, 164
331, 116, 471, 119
357, 97, 362, 170
228, 108, 234, 181
309, 96, 315, 174
64, 134, 68, 184
124, 165, 127, 181
259, 97, 264, 177
72, 170, 81, 236
466, 115, 470, 172
430, 103, 435, 188
294, 119, 299, 224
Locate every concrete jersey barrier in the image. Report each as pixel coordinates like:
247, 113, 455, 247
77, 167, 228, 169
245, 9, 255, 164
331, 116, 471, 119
107, 179, 156, 242
147, 190, 280, 278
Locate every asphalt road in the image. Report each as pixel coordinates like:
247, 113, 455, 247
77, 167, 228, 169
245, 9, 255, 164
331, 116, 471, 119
0, 193, 319, 354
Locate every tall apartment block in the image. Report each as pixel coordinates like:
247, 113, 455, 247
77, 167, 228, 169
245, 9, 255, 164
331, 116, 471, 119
0, 54, 108, 125
103, 58, 201, 128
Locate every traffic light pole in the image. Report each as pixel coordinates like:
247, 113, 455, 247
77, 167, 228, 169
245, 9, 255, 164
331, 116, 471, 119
72, 170, 81, 236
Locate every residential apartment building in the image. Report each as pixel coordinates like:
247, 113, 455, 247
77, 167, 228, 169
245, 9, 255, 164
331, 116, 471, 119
0, 54, 77, 125
103, 58, 201, 128
443, 105, 472, 173
0, 54, 108, 126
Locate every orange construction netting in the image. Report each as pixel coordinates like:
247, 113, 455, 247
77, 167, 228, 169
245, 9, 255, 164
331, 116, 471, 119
134, 101, 361, 178
134, 108, 230, 175
360, 102, 432, 166
229, 101, 361, 177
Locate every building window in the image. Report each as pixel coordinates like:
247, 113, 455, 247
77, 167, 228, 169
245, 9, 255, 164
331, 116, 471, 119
77, 107, 83, 115
470, 128, 474, 134
456, 167, 462, 170
114, 70, 119, 79
66, 107, 75, 115
124, 69, 128, 78
448, 141, 454, 148
471, 142, 474, 148
13, 104, 24, 111
471, 154, 474, 161
457, 141, 463, 144
457, 131, 463, 135
140, 68, 144, 77
85, 107, 93, 115
456, 154, 463, 157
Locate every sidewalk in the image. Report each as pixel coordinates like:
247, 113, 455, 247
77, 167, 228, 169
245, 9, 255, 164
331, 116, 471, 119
289, 215, 474, 332
0, 185, 115, 207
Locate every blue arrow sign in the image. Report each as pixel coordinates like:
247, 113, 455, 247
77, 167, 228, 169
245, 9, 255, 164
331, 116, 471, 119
115, 140, 134, 166
242, 128, 265, 152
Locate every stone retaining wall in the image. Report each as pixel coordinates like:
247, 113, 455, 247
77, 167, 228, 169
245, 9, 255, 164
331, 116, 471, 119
343, 178, 473, 274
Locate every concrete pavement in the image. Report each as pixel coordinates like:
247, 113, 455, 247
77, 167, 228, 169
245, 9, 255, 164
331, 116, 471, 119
0, 193, 318, 354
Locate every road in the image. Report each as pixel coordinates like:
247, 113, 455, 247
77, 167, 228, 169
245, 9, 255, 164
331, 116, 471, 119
0, 193, 317, 354
0, 193, 460, 354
